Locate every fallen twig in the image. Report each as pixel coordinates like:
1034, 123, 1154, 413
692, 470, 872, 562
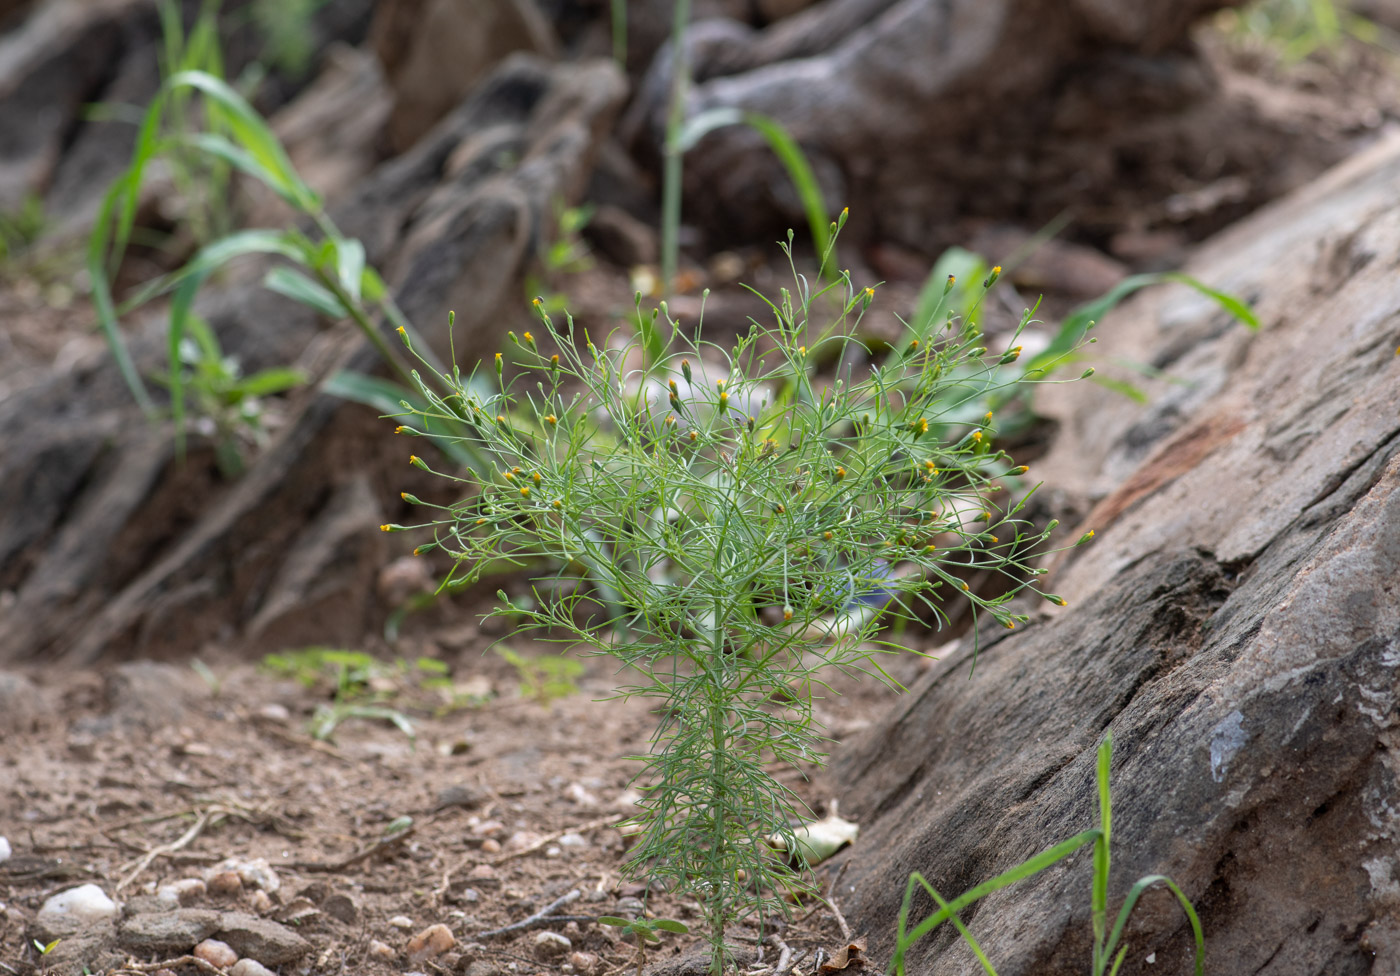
476, 888, 589, 940
822, 861, 852, 942
115, 807, 227, 892
112, 954, 232, 975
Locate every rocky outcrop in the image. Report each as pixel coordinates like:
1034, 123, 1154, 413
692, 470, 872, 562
618, 0, 1354, 251
829, 134, 1400, 973
0, 55, 626, 662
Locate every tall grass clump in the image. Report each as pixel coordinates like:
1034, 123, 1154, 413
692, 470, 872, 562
385, 222, 1094, 972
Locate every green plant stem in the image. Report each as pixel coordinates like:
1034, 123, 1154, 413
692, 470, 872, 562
660, 0, 692, 294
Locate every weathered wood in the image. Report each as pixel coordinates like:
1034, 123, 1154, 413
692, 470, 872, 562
828, 134, 1400, 974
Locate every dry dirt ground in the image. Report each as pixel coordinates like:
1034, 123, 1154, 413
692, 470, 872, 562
0, 627, 934, 976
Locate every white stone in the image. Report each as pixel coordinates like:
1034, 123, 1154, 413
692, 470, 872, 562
0, 836, 10, 864
388, 914, 415, 930
206, 856, 281, 894
230, 960, 278, 976
533, 930, 572, 961
38, 884, 119, 928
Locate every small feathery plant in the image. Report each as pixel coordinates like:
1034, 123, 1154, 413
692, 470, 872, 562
383, 220, 1094, 974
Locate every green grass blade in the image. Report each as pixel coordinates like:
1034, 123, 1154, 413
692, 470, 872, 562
893, 829, 1102, 964
1160, 271, 1260, 329
739, 112, 832, 275
610, 0, 626, 65
920, 883, 1000, 975
232, 367, 308, 398
1092, 734, 1114, 964
1101, 874, 1205, 976
167, 272, 206, 459
334, 237, 366, 304
1088, 374, 1149, 403
324, 370, 490, 474
87, 182, 155, 414
176, 132, 302, 207
166, 70, 320, 212
264, 266, 347, 318
677, 108, 833, 275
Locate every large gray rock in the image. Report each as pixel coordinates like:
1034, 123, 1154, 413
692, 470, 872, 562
830, 134, 1400, 973
619, 0, 1337, 250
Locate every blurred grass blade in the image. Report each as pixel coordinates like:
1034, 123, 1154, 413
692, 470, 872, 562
324, 370, 490, 474
88, 182, 155, 414
335, 238, 366, 303
1159, 271, 1259, 329
167, 70, 320, 211
233, 367, 307, 398
264, 266, 346, 318
739, 112, 832, 274
679, 108, 832, 273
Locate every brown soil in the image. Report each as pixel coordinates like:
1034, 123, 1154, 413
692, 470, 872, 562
0, 629, 935, 975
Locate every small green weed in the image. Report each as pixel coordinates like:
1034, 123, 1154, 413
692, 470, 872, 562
0, 194, 46, 268
890, 731, 1205, 976
261, 648, 454, 742
160, 312, 306, 476
1218, 0, 1396, 60
598, 915, 690, 975
495, 646, 583, 703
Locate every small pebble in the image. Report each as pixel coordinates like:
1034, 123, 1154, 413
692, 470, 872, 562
533, 930, 571, 962
257, 703, 291, 722
388, 915, 415, 930
406, 923, 455, 961
569, 950, 604, 976
563, 783, 599, 807
436, 783, 486, 809
502, 830, 542, 852
367, 939, 396, 961
250, 889, 274, 914
193, 938, 239, 968
458, 887, 480, 903
544, 845, 562, 858
479, 839, 501, 855
156, 878, 207, 907
207, 856, 281, 894
321, 891, 359, 923
229, 961, 276, 976
558, 832, 588, 848
207, 871, 243, 897
0, 836, 9, 864
467, 864, 498, 881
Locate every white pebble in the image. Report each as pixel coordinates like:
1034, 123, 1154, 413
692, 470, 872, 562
0, 837, 10, 864
230, 960, 277, 976
388, 914, 415, 930
157, 878, 207, 907
558, 832, 588, 848
38, 884, 118, 927
367, 939, 396, 961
